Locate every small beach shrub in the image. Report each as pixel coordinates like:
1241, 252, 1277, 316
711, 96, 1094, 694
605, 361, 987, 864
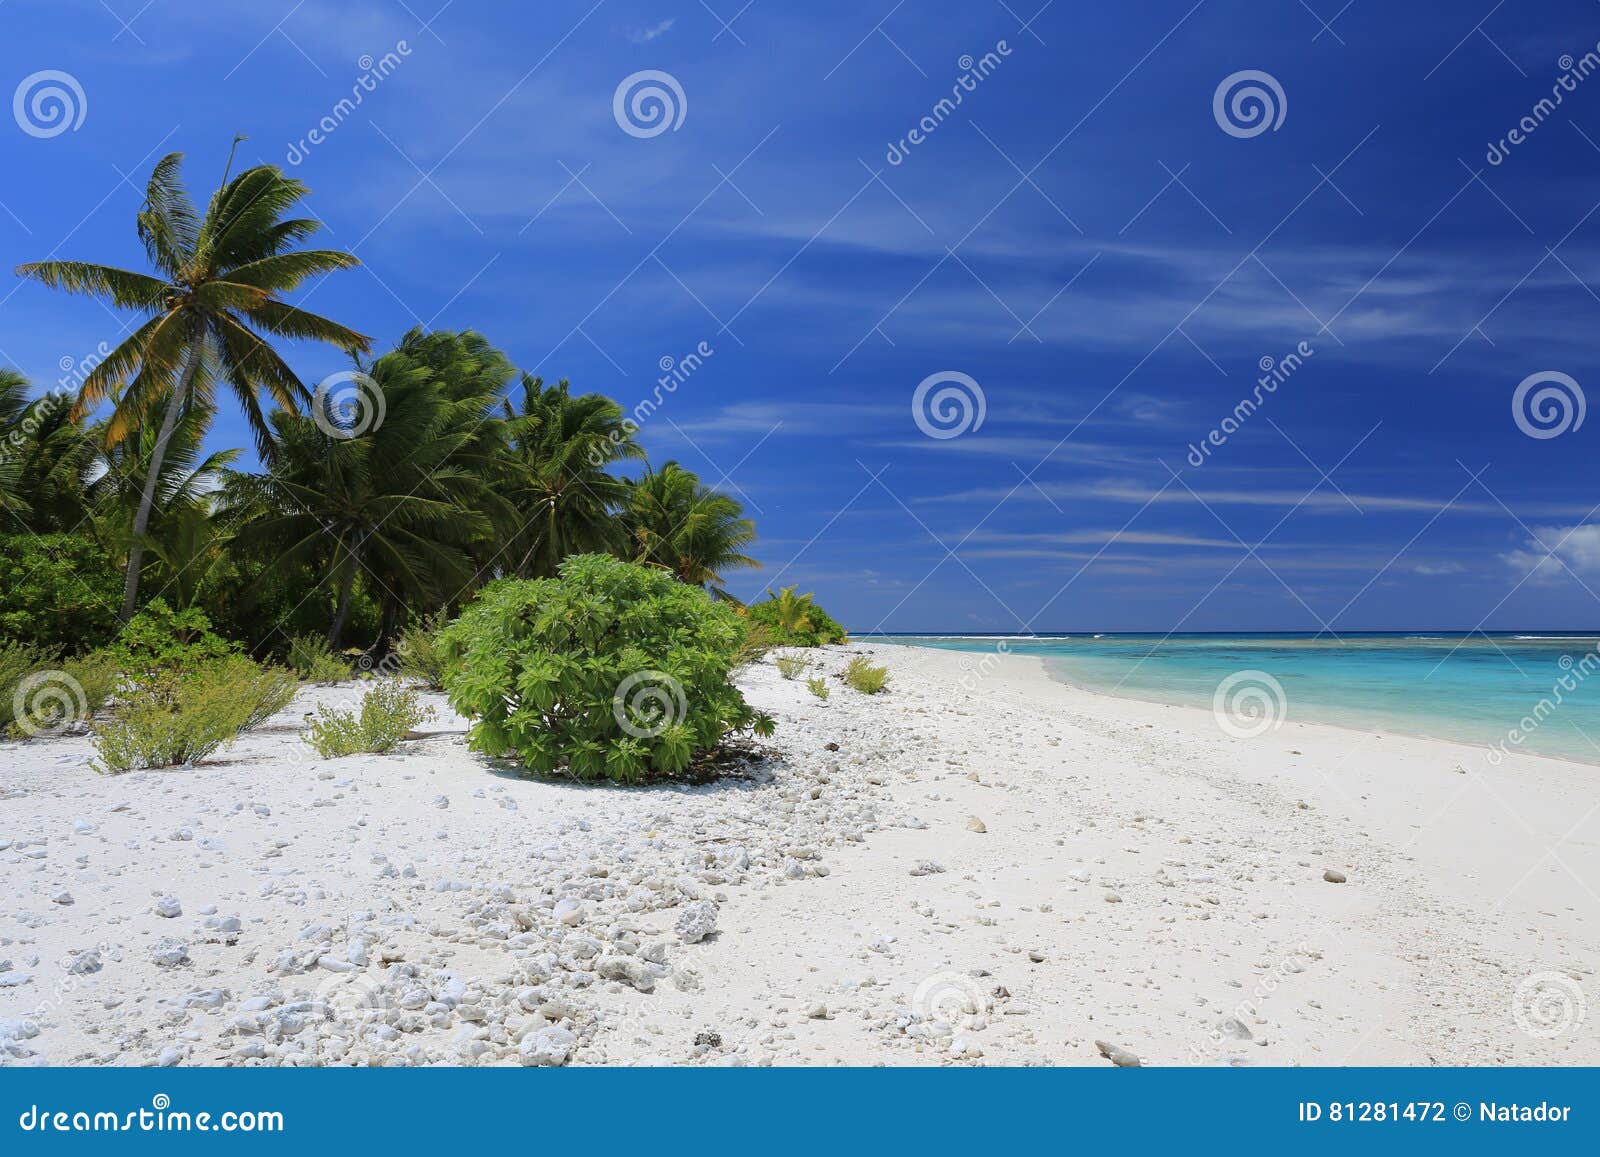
305, 680, 431, 758
806, 676, 830, 701
91, 656, 296, 772
733, 619, 775, 668
63, 650, 120, 715
1, 642, 50, 734
843, 655, 890, 695
287, 633, 350, 684
774, 653, 807, 680
745, 586, 847, 647
396, 611, 451, 689
0, 644, 119, 737
438, 554, 775, 783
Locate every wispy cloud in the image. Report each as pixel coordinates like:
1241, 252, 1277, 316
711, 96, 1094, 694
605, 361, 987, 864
966, 529, 1242, 548
926, 479, 1598, 519
624, 18, 676, 43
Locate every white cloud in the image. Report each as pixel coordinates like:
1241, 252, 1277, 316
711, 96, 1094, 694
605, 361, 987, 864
625, 18, 676, 43
967, 530, 1241, 548
926, 479, 1599, 519
1502, 524, 1600, 584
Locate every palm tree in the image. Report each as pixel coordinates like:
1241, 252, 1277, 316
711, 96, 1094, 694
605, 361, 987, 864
87, 400, 237, 608
623, 460, 757, 601
0, 370, 96, 533
221, 348, 490, 648
387, 327, 516, 595
15, 148, 369, 618
497, 375, 643, 579
767, 584, 816, 635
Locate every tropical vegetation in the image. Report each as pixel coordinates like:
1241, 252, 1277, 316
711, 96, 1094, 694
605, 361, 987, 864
842, 655, 891, 695
744, 585, 847, 647
3, 146, 846, 778
305, 681, 431, 758
437, 555, 774, 783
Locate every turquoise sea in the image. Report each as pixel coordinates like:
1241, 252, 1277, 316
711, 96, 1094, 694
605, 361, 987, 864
867, 633, 1600, 765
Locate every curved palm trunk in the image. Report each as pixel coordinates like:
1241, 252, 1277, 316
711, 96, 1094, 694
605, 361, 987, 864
120, 335, 203, 621
327, 534, 366, 649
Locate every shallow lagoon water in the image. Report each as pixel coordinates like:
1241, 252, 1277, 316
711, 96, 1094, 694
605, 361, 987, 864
869, 633, 1600, 765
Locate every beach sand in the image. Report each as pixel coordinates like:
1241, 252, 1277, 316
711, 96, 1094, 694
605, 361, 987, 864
2, 643, 1594, 1066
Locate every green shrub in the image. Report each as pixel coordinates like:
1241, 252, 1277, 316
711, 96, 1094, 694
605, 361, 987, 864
63, 650, 120, 715
806, 676, 830, 701
0, 533, 121, 653
745, 586, 847, 647
843, 655, 890, 695
287, 633, 350, 684
1, 642, 50, 735
113, 599, 237, 679
0, 643, 118, 737
732, 619, 775, 668
439, 554, 774, 783
305, 680, 431, 758
91, 656, 296, 773
396, 611, 451, 690
774, 653, 807, 680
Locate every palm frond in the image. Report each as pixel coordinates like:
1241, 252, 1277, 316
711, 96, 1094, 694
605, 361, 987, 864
247, 300, 371, 353
226, 250, 360, 292
135, 152, 200, 278
13, 261, 170, 310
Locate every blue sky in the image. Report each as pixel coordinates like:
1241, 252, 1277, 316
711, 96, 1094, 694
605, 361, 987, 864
5, 0, 1600, 631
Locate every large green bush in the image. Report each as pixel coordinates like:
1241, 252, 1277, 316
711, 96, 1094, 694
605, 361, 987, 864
0, 534, 121, 653
744, 585, 847, 647
439, 554, 774, 782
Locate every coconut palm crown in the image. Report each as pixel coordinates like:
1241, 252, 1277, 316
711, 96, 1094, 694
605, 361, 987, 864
15, 147, 370, 618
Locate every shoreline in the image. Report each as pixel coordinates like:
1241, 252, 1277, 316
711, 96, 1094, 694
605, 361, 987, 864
874, 637, 1600, 770
2, 643, 1595, 1066
1033, 663, 1600, 773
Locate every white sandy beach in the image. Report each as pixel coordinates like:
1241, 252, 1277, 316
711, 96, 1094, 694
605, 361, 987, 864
1, 643, 1595, 1067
